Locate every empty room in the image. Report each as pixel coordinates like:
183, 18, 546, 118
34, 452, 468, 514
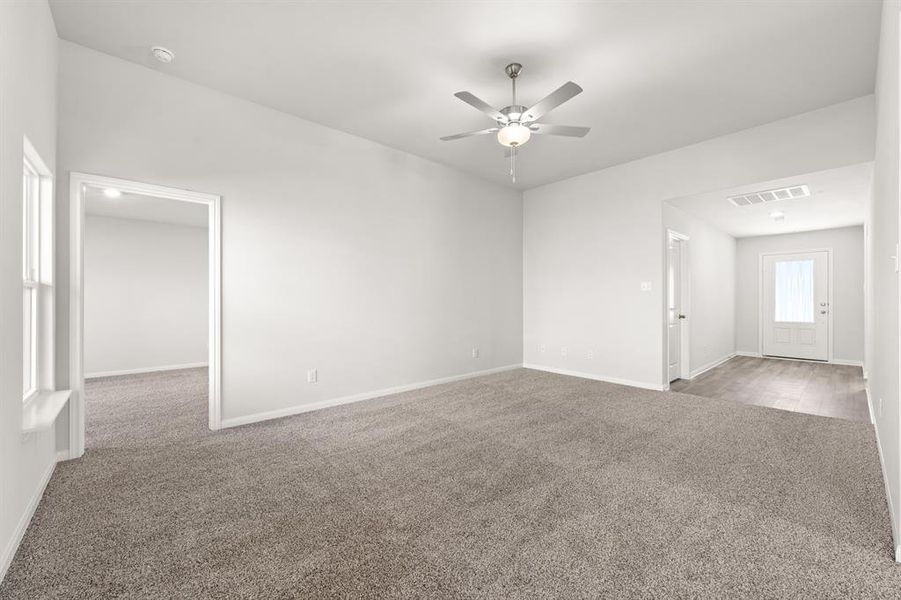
82, 187, 212, 453
3, 1, 901, 597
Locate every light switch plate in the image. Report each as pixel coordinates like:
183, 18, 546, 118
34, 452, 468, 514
640, 281, 652, 291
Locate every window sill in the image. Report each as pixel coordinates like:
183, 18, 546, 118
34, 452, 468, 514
22, 390, 71, 434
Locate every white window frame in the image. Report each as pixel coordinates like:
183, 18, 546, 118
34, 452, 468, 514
22, 137, 55, 405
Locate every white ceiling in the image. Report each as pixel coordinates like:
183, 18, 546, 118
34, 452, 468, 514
49, 1, 880, 189
85, 187, 208, 228
666, 162, 872, 238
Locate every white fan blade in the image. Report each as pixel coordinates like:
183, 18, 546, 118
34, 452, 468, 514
440, 127, 499, 141
528, 124, 590, 137
454, 91, 507, 122
521, 82, 583, 123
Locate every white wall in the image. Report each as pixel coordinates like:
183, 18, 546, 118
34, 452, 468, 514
735, 227, 864, 363
663, 204, 736, 376
55, 42, 523, 427
868, 0, 901, 560
523, 95, 874, 390
84, 216, 208, 377
0, 0, 59, 580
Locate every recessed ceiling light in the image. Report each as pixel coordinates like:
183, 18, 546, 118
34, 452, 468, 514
103, 188, 122, 199
151, 46, 174, 64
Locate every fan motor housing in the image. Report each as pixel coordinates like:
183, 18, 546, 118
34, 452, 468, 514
500, 104, 527, 123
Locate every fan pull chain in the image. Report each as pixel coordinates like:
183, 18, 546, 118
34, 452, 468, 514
510, 148, 516, 183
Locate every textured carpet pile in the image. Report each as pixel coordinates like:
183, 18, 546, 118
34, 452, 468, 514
1, 367, 899, 598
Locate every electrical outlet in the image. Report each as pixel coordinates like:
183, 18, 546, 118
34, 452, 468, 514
640, 281, 652, 292
472, 348, 480, 359
561, 346, 568, 358
586, 349, 594, 360
307, 369, 318, 384
539, 343, 545, 353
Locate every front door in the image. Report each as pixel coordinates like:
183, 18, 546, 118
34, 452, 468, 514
761, 251, 829, 361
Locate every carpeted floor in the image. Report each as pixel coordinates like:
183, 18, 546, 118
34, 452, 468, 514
1, 367, 899, 598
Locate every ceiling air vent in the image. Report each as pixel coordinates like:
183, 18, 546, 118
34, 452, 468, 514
727, 184, 810, 207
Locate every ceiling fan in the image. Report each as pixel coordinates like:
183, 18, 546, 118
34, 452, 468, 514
441, 63, 590, 182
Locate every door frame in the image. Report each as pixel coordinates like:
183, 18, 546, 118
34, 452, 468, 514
68, 172, 222, 459
757, 248, 833, 363
665, 229, 691, 384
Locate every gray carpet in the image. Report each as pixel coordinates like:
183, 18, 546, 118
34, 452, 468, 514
1, 367, 899, 598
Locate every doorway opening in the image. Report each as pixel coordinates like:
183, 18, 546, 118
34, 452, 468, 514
666, 229, 690, 383
661, 162, 868, 421
68, 173, 221, 459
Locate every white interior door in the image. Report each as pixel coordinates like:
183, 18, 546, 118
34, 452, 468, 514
761, 251, 829, 361
667, 237, 684, 381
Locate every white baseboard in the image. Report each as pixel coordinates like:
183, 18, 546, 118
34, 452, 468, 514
0, 458, 56, 583
831, 358, 864, 367
221, 364, 524, 429
55, 450, 72, 463
866, 386, 901, 562
85, 362, 208, 379
735, 350, 761, 358
689, 353, 736, 379
522, 364, 667, 391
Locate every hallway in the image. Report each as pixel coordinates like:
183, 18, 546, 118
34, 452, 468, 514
670, 356, 869, 422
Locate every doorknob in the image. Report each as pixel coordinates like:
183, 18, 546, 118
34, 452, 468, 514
819, 310, 827, 315
678, 314, 687, 319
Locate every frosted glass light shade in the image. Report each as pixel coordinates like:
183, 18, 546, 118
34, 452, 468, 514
497, 123, 531, 147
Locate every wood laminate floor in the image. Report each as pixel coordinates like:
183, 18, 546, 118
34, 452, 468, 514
669, 355, 869, 423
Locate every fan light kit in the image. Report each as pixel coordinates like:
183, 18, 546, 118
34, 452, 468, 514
441, 63, 590, 182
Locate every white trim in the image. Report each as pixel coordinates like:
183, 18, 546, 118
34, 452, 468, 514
689, 352, 736, 379
830, 358, 864, 367
21, 390, 71, 433
56, 450, 73, 463
0, 459, 56, 582
85, 362, 209, 379
523, 363, 667, 391
735, 350, 761, 357
664, 229, 691, 385
867, 385, 901, 562
757, 248, 834, 362
866, 383, 875, 426
23, 136, 56, 410
23, 136, 51, 176
69, 173, 222, 460
221, 364, 523, 429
